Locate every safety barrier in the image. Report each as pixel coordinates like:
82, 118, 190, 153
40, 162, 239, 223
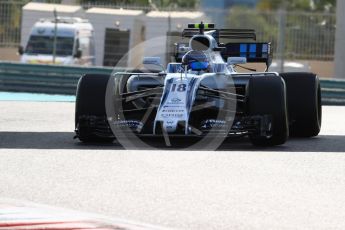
0, 61, 344, 105
320, 79, 345, 105
0, 62, 115, 95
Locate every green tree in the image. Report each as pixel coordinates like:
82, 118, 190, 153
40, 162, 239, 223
159, 0, 198, 8
257, 0, 336, 12
227, 6, 277, 42
313, 0, 336, 11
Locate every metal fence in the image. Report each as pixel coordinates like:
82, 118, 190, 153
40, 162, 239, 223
0, 1, 26, 47
0, 0, 337, 61
225, 8, 336, 61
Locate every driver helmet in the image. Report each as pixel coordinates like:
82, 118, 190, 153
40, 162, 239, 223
182, 50, 209, 71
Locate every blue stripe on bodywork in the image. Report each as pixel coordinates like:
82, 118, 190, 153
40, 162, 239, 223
159, 78, 173, 111
262, 44, 268, 53
249, 44, 256, 58
240, 44, 247, 57
186, 77, 197, 110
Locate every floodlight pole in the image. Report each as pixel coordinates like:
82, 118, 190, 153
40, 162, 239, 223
168, 12, 171, 33
277, 9, 286, 73
335, 0, 345, 78
52, 8, 57, 64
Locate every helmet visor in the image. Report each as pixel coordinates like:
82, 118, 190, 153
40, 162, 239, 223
189, 61, 209, 71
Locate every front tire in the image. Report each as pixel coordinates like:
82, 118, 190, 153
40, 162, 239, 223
75, 74, 115, 143
247, 75, 289, 146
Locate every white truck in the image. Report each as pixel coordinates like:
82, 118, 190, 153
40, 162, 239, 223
19, 17, 95, 66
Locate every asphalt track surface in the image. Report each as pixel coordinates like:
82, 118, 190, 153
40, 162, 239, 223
0, 101, 345, 230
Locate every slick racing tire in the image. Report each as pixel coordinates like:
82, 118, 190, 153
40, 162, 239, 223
247, 75, 289, 146
280, 72, 321, 137
75, 74, 115, 143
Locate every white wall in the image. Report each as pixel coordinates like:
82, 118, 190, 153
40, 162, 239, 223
335, 0, 345, 79
86, 9, 144, 66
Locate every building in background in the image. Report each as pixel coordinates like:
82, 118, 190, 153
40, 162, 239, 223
20, 2, 204, 67
86, 7, 145, 67
200, 0, 258, 27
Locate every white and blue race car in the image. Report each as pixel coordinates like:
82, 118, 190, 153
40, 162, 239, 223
75, 22, 321, 146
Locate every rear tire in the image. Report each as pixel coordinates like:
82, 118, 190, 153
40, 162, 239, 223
280, 72, 321, 137
75, 74, 114, 143
247, 76, 289, 146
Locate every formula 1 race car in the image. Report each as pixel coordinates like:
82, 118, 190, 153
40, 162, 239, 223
75, 22, 321, 147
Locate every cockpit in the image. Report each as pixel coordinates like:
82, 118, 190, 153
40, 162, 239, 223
167, 49, 228, 74
182, 50, 210, 71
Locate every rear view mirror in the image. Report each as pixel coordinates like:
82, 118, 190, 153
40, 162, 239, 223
143, 57, 161, 65
227, 57, 247, 65
143, 57, 165, 72
18, 46, 24, 55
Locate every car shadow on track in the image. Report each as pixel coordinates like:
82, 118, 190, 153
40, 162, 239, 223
0, 131, 344, 152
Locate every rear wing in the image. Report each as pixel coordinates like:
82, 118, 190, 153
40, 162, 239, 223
221, 42, 272, 68
173, 42, 272, 69
182, 29, 256, 41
